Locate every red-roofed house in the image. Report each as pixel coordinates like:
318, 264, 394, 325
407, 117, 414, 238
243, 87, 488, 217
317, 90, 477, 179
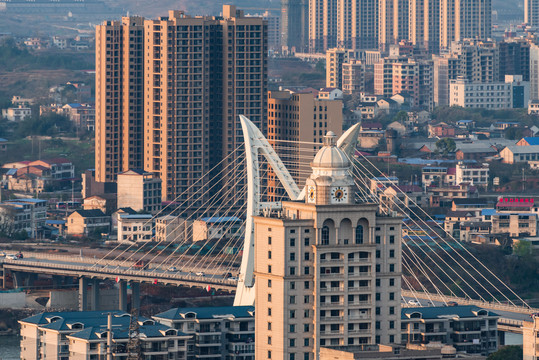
361, 122, 383, 131
29, 158, 74, 179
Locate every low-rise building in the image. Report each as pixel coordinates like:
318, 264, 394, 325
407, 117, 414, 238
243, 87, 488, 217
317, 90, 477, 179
155, 215, 192, 243
30, 158, 75, 179
117, 169, 162, 214
192, 216, 244, 242
428, 184, 477, 207
401, 306, 499, 355
117, 214, 153, 243
499, 145, 539, 164
19, 311, 191, 360
455, 162, 489, 187
2, 105, 31, 121
449, 76, 530, 109
0, 198, 47, 237
153, 306, 255, 360
66, 209, 110, 236
61, 103, 95, 131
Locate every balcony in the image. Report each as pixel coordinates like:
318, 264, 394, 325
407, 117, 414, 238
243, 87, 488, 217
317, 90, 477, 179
348, 328, 371, 334
321, 301, 344, 307
348, 301, 371, 306
320, 287, 344, 293
320, 258, 344, 264
348, 272, 371, 278
321, 316, 344, 322
348, 314, 371, 320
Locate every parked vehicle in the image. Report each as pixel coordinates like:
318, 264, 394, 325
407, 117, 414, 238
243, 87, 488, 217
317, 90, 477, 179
133, 260, 148, 270
167, 266, 178, 272
446, 301, 458, 307
195, 272, 205, 276
408, 300, 421, 306
6, 254, 18, 260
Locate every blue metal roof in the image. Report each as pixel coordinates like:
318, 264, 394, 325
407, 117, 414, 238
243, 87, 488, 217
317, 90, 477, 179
46, 220, 66, 225
521, 137, 539, 146
6, 168, 16, 176
200, 216, 242, 223
154, 306, 254, 320
481, 209, 497, 216
9, 198, 47, 203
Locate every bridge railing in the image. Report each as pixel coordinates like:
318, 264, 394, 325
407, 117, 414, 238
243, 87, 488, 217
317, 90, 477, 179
1, 259, 237, 287
402, 290, 539, 315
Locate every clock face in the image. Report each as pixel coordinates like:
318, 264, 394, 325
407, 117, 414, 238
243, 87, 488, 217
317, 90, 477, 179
331, 186, 348, 203
307, 186, 316, 203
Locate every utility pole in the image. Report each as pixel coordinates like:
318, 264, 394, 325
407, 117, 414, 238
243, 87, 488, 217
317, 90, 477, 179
107, 312, 112, 360
127, 307, 141, 360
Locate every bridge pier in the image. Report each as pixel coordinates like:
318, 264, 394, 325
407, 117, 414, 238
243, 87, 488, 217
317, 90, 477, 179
118, 281, 127, 311
52, 275, 63, 288
79, 277, 88, 311
91, 279, 100, 311
13, 272, 24, 289
131, 281, 140, 315
26, 273, 37, 288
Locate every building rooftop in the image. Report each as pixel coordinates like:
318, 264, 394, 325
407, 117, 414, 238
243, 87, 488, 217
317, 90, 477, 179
503, 145, 539, 154
153, 306, 255, 321
71, 209, 107, 218
520, 137, 539, 146
402, 305, 499, 320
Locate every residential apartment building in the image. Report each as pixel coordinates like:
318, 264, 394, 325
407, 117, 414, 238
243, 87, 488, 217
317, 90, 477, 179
95, 16, 145, 183
378, 0, 409, 51
455, 162, 489, 187
267, 90, 342, 201
66, 209, 110, 236
153, 306, 255, 360
401, 306, 499, 355
96, 6, 267, 211
117, 214, 153, 243
192, 216, 244, 242
0, 199, 47, 238
342, 60, 366, 94
498, 39, 530, 82
525, 0, 539, 27
326, 48, 353, 88
281, 0, 309, 52
1, 105, 31, 121
449, 78, 527, 109
439, 0, 491, 50
117, 169, 161, 214
19, 311, 191, 360
523, 316, 539, 360
155, 215, 191, 243
255, 133, 402, 360
409, 0, 440, 53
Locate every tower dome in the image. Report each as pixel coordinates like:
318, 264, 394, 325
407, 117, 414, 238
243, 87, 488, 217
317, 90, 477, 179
311, 132, 350, 170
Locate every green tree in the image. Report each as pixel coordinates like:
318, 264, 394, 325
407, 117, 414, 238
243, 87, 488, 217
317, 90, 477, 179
486, 345, 522, 360
505, 127, 524, 141
514, 240, 532, 257
393, 110, 408, 123
435, 138, 456, 155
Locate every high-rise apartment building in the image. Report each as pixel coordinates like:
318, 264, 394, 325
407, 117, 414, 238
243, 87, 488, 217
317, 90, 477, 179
254, 133, 402, 360
96, 6, 267, 210
309, 0, 378, 52
440, 0, 491, 50
326, 48, 353, 88
281, 0, 309, 52
378, 0, 409, 51
499, 39, 531, 82
409, 0, 440, 53
525, 0, 539, 27
95, 16, 145, 183
267, 91, 342, 201
531, 44, 539, 100
342, 60, 366, 94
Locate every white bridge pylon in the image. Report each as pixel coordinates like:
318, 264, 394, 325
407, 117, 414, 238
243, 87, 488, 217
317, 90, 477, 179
234, 115, 360, 305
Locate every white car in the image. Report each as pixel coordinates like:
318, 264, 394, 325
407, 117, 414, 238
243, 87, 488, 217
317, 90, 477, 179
228, 276, 239, 281
408, 300, 421, 306
167, 266, 178, 272
195, 272, 205, 276
6, 254, 18, 260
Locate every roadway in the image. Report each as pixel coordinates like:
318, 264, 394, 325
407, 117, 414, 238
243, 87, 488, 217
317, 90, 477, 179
1, 254, 238, 292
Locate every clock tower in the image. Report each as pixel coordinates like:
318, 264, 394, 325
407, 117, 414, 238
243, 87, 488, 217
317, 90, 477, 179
305, 131, 355, 205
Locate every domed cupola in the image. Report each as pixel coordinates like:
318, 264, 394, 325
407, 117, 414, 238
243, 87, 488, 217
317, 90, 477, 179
305, 132, 356, 205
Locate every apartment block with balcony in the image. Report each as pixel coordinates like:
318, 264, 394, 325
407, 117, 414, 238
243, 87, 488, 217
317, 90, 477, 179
117, 169, 162, 214
455, 162, 489, 187
401, 306, 499, 356
19, 311, 190, 360
153, 306, 255, 360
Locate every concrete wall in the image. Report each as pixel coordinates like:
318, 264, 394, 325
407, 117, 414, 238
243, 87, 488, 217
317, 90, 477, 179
0, 291, 26, 308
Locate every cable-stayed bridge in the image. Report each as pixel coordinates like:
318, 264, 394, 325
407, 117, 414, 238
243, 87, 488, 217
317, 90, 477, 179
1, 116, 538, 321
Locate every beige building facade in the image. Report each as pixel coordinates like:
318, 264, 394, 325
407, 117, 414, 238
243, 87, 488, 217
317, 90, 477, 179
524, 316, 539, 360
267, 91, 343, 201
255, 133, 402, 360
117, 169, 161, 214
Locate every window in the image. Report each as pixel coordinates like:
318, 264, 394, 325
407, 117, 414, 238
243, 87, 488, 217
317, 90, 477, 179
375, 236, 381, 244
268, 336, 272, 344
268, 351, 272, 359
290, 252, 296, 261
268, 251, 272, 259
290, 267, 296, 275
268, 294, 272, 302
321, 226, 330, 245
376, 279, 380, 287
268, 279, 272, 287
290, 238, 296, 246
389, 264, 395, 272
304, 238, 310, 246
376, 307, 380, 315
304, 267, 310, 275
376, 250, 380, 258
389, 335, 394, 343
268, 236, 272, 244
290, 354, 295, 360
304, 295, 310, 303
389, 250, 395, 258
304, 310, 310, 318
268, 265, 272, 273
304, 324, 309, 332
290, 324, 296, 332
389, 235, 395, 244
304, 338, 309, 346
290, 281, 296, 290
376, 293, 380, 301
290, 296, 296, 304
389, 278, 395, 286
376, 264, 380, 272
290, 338, 296, 347
304, 252, 310, 261
355, 225, 364, 244
268, 322, 272, 330
389, 321, 394, 329
389, 292, 394, 300
305, 281, 310, 289
389, 307, 395, 315
290, 310, 296, 318
375, 321, 380, 329
268, 308, 272, 316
